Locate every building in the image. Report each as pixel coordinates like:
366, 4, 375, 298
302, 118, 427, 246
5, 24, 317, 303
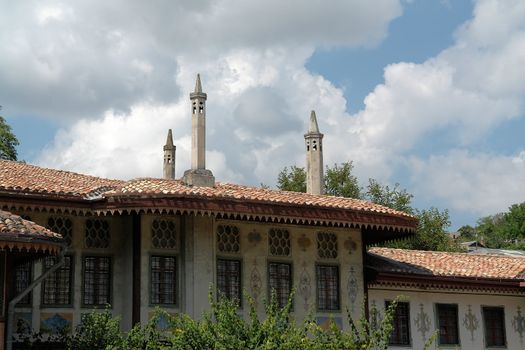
0, 210, 65, 350
368, 248, 525, 349
0, 76, 417, 346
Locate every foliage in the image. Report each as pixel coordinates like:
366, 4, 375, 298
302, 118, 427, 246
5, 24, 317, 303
325, 162, 361, 198
457, 224, 478, 241
0, 114, 19, 161
389, 207, 460, 251
277, 166, 306, 193
23, 292, 432, 350
469, 202, 525, 249
67, 309, 122, 350
276, 162, 458, 251
364, 179, 413, 214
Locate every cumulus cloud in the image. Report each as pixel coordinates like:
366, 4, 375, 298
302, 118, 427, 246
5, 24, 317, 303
410, 149, 525, 216
0, 0, 402, 121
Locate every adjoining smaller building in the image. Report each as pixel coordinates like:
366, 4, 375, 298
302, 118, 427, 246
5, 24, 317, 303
367, 247, 525, 349
0, 210, 65, 350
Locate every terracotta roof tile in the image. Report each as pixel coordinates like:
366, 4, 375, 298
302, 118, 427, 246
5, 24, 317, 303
0, 209, 63, 243
0, 160, 124, 198
369, 247, 525, 280
109, 178, 414, 219
0, 161, 416, 227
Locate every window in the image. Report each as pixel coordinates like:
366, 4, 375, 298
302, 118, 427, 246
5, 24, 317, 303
151, 219, 177, 249
47, 216, 73, 247
268, 228, 291, 256
85, 219, 110, 248
386, 301, 410, 346
436, 304, 459, 345
483, 307, 506, 347
217, 225, 240, 253
317, 232, 338, 259
217, 259, 241, 305
42, 255, 73, 306
268, 262, 292, 308
0, 252, 5, 316
15, 261, 32, 305
151, 256, 177, 305
316, 265, 339, 311
82, 256, 111, 306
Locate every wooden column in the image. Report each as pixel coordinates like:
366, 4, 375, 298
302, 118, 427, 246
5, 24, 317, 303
132, 213, 141, 325
0, 251, 5, 350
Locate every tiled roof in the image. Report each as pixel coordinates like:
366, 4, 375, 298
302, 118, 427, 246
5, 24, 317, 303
369, 247, 525, 280
0, 160, 124, 198
0, 209, 64, 253
0, 160, 416, 229
110, 178, 413, 218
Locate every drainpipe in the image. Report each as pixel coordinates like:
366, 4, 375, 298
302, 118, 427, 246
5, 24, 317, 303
6, 248, 65, 350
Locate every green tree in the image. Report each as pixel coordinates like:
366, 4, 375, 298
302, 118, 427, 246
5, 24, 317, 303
364, 179, 413, 214
0, 114, 19, 161
325, 161, 361, 198
277, 166, 306, 192
457, 224, 478, 241
475, 203, 525, 249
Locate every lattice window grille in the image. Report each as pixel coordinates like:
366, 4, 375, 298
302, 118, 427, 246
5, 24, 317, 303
268, 228, 291, 256
151, 219, 177, 249
317, 232, 338, 259
217, 225, 240, 253
42, 255, 72, 305
47, 216, 73, 247
85, 219, 110, 248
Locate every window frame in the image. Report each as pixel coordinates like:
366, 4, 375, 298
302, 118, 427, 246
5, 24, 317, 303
315, 264, 340, 312
81, 255, 112, 308
149, 255, 178, 307
385, 300, 411, 346
267, 260, 293, 309
216, 257, 243, 308
14, 260, 33, 306
41, 254, 75, 307
435, 303, 460, 346
482, 306, 507, 348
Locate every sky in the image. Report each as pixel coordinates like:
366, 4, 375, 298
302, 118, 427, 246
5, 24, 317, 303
1, 0, 525, 230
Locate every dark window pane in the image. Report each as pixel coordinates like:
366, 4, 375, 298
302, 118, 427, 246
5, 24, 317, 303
316, 265, 339, 310
151, 256, 177, 305
15, 261, 32, 305
437, 304, 459, 345
83, 256, 111, 306
386, 301, 410, 345
483, 307, 506, 347
217, 259, 241, 305
268, 262, 292, 308
42, 256, 73, 305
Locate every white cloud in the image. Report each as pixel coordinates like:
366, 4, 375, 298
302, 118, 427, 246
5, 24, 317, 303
410, 150, 525, 216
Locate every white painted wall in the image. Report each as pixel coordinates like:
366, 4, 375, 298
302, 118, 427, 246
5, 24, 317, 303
369, 287, 525, 350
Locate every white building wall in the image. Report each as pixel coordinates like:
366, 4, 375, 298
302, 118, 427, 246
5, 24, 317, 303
369, 288, 525, 350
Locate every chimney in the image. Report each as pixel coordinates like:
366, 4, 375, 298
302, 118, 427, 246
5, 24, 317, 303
304, 110, 324, 195
182, 74, 215, 187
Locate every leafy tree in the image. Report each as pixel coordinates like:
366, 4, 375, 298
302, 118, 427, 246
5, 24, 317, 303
277, 166, 306, 192
457, 224, 478, 241
474, 203, 525, 249
0, 114, 19, 161
389, 207, 458, 251
276, 162, 458, 251
325, 161, 361, 198
365, 179, 413, 214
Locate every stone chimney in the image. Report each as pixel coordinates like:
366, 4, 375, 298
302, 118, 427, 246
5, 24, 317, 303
163, 129, 176, 179
182, 74, 215, 187
304, 110, 324, 195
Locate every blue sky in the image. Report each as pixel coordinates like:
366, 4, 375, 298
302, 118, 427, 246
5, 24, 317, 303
2, 0, 525, 231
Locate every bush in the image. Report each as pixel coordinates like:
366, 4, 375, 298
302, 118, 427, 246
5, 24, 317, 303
55, 292, 436, 350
